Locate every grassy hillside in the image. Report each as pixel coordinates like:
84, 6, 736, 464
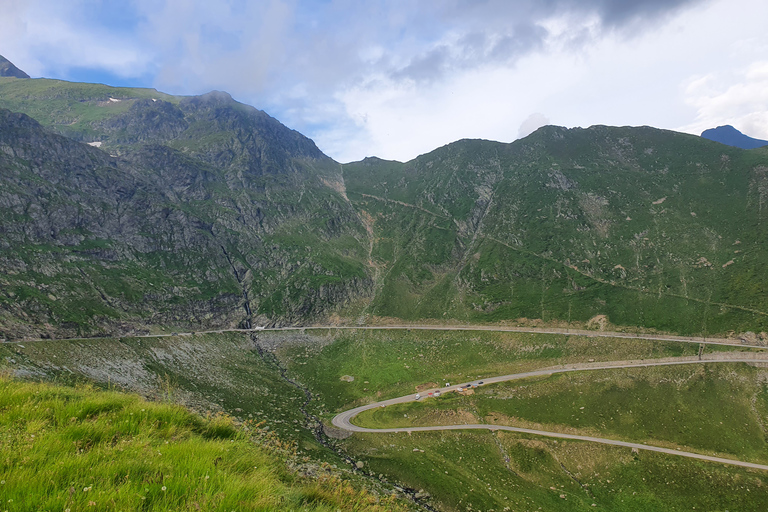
5, 328, 768, 511
0, 375, 410, 511
346, 429, 768, 512
276, 329, 768, 511
349, 362, 768, 511
356, 363, 768, 462
0, 77, 178, 141
344, 127, 768, 335
280, 328, 705, 413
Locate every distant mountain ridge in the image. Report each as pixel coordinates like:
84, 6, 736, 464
1, 74, 768, 339
0, 55, 29, 78
701, 125, 768, 149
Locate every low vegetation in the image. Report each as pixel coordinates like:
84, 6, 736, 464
355, 363, 768, 462
348, 361, 768, 511
345, 430, 768, 512
0, 375, 409, 511
4, 328, 768, 511
280, 328, 711, 413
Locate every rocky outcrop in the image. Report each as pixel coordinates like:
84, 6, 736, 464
0, 55, 29, 78
0, 101, 371, 340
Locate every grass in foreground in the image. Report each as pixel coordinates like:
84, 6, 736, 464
0, 376, 408, 512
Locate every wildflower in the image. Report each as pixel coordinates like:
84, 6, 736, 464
162, 486, 167, 491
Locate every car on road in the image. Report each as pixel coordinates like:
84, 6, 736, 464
415, 394, 421, 400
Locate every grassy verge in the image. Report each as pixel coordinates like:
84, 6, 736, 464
0, 375, 408, 511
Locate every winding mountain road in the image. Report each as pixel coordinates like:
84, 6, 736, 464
332, 355, 768, 472
9, 323, 768, 351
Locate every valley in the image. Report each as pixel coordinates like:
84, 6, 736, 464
4, 327, 768, 510
2, 64, 768, 510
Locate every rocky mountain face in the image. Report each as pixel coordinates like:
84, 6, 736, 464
0, 83, 371, 340
0, 55, 29, 79
701, 125, 768, 149
2, 77, 768, 339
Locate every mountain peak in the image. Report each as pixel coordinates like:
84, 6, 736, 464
701, 125, 768, 149
0, 55, 30, 78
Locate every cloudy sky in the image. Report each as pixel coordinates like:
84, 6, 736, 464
1, 0, 767, 162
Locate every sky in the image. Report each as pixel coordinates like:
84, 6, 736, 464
1, 0, 767, 163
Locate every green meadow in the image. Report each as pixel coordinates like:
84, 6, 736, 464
0, 376, 410, 512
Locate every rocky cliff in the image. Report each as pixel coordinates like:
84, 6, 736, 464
0, 86, 372, 340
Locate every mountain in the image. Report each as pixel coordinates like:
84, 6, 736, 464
2, 77, 768, 340
0, 55, 29, 78
343, 126, 768, 335
701, 125, 768, 149
0, 80, 371, 340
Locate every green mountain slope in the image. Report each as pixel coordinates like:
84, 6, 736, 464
343, 126, 768, 335
0, 80, 372, 340
2, 76, 768, 338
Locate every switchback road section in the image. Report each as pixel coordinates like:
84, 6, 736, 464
332, 355, 768, 472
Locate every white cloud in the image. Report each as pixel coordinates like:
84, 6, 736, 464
2, 0, 768, 160
0, 0, 150, 78
679, 62, 768, 139
517, 113, 551, 138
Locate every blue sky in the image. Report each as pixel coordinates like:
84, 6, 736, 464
1, 0, 767, 162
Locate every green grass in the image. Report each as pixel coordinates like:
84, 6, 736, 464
345, 429, 768, 512
4, 329, 768, 511
0, 77, 177, 139
280, 328, 710, 414
355, 363, 768, 462
278, 329, 768, 510
347, 361, 768, 510
0, 375, 409, 512
0, 333, 319, 443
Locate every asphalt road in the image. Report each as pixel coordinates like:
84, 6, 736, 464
332, 356, 768, 472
